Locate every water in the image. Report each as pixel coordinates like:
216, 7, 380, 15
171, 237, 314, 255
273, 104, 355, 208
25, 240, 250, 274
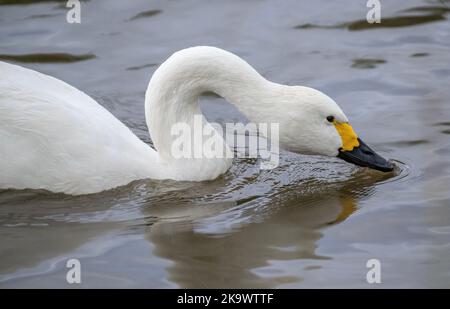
0, 0, 449, 288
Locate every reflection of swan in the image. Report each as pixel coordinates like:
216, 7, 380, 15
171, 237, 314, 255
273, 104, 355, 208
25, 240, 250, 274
0, 46, 392, 195
146, 170, 390, 288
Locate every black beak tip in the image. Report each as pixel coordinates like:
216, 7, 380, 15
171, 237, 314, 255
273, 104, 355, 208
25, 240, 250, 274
337, 138, 394, 173
373, 159, 395, 172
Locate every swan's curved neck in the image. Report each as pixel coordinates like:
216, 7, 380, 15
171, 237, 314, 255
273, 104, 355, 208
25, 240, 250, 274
145, 47, 277, 164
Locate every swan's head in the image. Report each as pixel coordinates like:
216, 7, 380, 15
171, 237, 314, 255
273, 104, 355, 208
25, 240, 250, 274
276, 86, 393, 172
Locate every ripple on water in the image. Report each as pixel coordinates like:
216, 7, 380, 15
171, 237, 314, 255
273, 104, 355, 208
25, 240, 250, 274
127, 10, 162, 22
0, 53, 96, 63
294, 6, 449, 31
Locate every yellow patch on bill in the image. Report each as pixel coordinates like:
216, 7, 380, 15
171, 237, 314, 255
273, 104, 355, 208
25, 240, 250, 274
334, 122, 360, 151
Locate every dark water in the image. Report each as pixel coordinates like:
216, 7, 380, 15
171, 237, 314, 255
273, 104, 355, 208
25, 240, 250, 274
0, 0, 449, 288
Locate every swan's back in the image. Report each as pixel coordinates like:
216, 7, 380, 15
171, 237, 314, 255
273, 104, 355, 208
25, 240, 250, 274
0, 61, 156, 194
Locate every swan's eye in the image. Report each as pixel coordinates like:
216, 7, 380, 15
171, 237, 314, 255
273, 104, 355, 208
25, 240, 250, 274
326, 115, 335, 123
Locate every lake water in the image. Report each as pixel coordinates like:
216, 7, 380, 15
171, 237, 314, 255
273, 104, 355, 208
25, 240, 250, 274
0, 0, 449, 288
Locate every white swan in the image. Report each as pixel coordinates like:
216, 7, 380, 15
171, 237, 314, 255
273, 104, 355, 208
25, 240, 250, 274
0, 46, 392, 195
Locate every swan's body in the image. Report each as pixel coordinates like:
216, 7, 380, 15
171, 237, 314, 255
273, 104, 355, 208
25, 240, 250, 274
0, 46, 392, 195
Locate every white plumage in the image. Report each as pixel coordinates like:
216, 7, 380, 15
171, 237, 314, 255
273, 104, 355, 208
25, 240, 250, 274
0, 46, 348, 195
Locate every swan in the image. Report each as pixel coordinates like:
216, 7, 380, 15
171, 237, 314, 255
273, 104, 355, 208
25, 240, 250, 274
0, 46, 393, 195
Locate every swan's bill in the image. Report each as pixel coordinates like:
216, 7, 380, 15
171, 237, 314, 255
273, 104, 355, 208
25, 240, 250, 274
334, 122, 360, 151
337, 138, 394, 172
332, 121, 392, 172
